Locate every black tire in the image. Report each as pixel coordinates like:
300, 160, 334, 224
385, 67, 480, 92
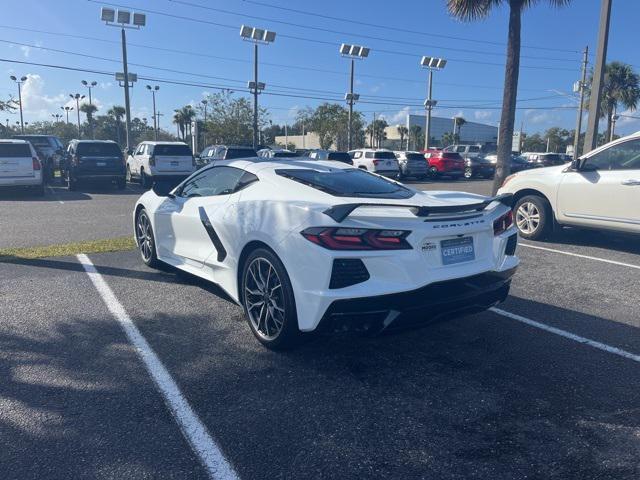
514, 194, 552, 240
116, 177, 126, 190
135, 209, 161, 268
241, 248, 300, 350
33, 183, 45, 196
141, 169, 151, 189
428, 166, 439, 178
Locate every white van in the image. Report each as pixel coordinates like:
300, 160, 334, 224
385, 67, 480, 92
0, 140, 44, 195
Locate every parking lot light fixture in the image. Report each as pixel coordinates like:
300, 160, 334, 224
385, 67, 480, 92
146, 85, 160, 140
69, 93, 85, 137
61, 105, 73, 124
240, 24, 276, 148
420, 56, 447, 150
9, 75, 27, 134
340, 44, 369, 150
101, 7, 147, 150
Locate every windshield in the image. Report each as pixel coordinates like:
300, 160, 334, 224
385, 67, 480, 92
152, 144, 192, 156
276, 168, 414, 199
0, 143, 31, 157
76, 143, 122, 156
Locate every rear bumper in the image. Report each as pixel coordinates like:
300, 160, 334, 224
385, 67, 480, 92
317, 267, 515, 333
0, 174, 43, 187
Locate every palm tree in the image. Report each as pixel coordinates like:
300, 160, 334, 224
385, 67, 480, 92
442, 131, 456, 147
453, 116, 466, 139
447, 0, 571, 194
409, 125, 422, 151
107, 106, 125, 145
587, 62, 640, 144
80, 103, 98, 139
397, 125, 409, 150
173, 105, 196, 141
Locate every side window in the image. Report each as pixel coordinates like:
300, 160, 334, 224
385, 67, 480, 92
585, 139, 640, 171
134, 144, 144, 156
455, 146, 466, 153
179, 167, 246, 198
354, 151, 362, 159
469, 146, 480, 153
365, 152, 374, 159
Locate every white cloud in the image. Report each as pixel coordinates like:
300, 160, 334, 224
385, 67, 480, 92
19, 46, 31, 58
288, 105, 299, 119
20, 74, 67, 120
474, 110, 492, 121
388, 106, 410, 125
99, 82, 114, 90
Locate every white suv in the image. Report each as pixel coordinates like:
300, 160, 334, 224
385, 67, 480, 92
0, 140, 44, 195
348, 149, 399, 177
127, 141, 195, 188
498, 131, 640, 240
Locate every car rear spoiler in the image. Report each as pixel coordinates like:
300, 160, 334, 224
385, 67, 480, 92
323, 193, 514, 223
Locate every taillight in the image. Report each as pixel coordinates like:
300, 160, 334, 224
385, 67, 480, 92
301, 227, 412, 250
149, 155, 156, 166
493, 210, 514, 235
372, 159, 381, 166
32, 157, 41, 170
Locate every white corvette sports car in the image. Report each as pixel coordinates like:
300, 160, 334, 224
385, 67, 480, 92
133, 158, 519, 349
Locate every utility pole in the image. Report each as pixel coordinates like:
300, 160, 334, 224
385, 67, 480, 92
339, 44, 368, 150
572, 46, 589, 159
81, 80, 97, 138
9, 75, 27, 134
201, 99, 208, 149
146, 85, 159, 140
420, 57, 446, 151
121, 27, 132, 150
584, 0, 612, 153
69, 93, 85, 137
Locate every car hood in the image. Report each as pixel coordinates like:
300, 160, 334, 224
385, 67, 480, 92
510, 163, 568, 179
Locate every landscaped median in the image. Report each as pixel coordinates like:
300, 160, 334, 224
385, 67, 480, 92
0, 236, 136, 260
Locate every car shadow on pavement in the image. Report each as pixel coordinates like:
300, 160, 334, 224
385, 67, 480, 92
543, 228, 640, 256
0, 188, 91, 202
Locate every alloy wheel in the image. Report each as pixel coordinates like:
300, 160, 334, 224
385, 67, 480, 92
244, 257, 285, 341
136, 212, 153, 261
516, 202, 541, 235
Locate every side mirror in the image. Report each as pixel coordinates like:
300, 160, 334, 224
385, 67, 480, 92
152, 180, 176, 198
570, 159, 580, 170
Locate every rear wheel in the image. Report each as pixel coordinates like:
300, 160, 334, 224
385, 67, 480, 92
141, 169, 151, 189
514, 195, 552, 240
428, 166, 439, 178
135, 209, 161, 268
464, 166, 474, 179
241, 248, 300, 350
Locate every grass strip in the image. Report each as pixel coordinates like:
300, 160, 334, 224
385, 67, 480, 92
0, 236, 136, 260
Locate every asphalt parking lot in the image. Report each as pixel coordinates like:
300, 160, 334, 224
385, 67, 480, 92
1, 178, 639, 479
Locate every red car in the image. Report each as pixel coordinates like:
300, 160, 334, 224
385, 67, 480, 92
422, 150, 465, 179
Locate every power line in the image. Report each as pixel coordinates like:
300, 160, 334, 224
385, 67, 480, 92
89, 1, 579, 72
240, 0, 584, 55
170, 0, 578, 63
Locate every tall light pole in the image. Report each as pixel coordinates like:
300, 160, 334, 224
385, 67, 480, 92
572, 46, 589, 159
51, 113, 62, 122
201, 99, 208, 148
584, 0, 612, 153
62, 106, 73, 124
101, 7, 146, 151
420, 56, 447, 151
81, 80, 98, 138
69, 93, 85, 137
240, 25, 276, 149
146, 85, 159, 140
9, 75, 27, 134
339, 44, 369, 150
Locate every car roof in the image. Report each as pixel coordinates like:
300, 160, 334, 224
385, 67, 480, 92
142, 141, 188, 145
0, 139, 29, 144
71, 139, 118, 143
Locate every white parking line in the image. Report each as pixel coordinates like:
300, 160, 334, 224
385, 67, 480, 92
47, 186, 64, 204
519, 243, 640, 270
490, 307, 640, 363
77, 254, 239, 480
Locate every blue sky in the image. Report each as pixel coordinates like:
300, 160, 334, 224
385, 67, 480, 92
2, 0, 640, 135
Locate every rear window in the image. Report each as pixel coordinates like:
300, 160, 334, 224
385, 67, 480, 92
276, 168, 414, 199
406, 153, 425, 161
14, 136, 51, 147
152, 144, 192, 156
373, 151, 396, 159
0, 143, 31, 157
77, 142, 122, 156
225, 148, 257, 159
327, 152, 352, 162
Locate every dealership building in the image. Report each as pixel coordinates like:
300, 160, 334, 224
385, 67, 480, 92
384, 114, 499, 149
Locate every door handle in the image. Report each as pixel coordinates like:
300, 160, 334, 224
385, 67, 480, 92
621, 179, 640, 186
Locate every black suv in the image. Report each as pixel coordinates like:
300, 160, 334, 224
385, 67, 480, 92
64, 140, 126, 190
12, 134, 64, 183
198, 145, 257, 168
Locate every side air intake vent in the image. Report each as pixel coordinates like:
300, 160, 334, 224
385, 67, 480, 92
505, 234, 518, 256
329, 259, 370, 289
